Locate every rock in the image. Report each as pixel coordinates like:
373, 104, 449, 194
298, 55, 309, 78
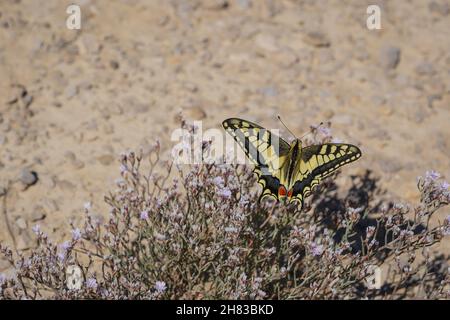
80, 34, 102, 54
64, 151, 77, 162
0, 135, 7, 145
303, 31, 330, 47
65, 84, 79, 99
97, 154, 115, 166
19, 168, 38, 187
30, 206, 46, 222
16, 231, 33, 251
184, 106, 207, 120
236, 0, 252, 9
183, 82, 198, 93
379, 46, 401, 69
429, 1, 449, 15
110, 60, 120, 70
255, 34, 279, 52
0, 186, 6, 197
131, 103, 150, 114
15, 217, 27, 230
323, 110, 335, 119
415, 62, 435, 76
64, 151, 85, 169
203, 0, 229, 10
57, 180, 76, 192
259, 86, 278, 97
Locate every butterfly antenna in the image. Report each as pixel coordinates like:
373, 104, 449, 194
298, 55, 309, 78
277, 115, 297, 139
298, 121, 324, 140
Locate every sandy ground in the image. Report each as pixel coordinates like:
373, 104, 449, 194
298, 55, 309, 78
0, 0, 449, 262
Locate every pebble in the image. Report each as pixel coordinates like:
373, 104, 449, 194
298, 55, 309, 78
97, 154, 115, 166
16, 231, 33, 251
110, 60, 120, 70
415, 62, 435, 76
19, 168, 38, 187
184, 106, 207, 120
379, 46, 401, 69
429, 1, 450, 15
15, 217, 27, 230
255, 34, 279, 52
203, 0, 229, 10
302, 31, 330, 47
30, 205, 47, 222
64, 84, 79, 99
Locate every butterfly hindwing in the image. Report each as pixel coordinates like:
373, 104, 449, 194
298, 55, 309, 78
290, 143, 362, 205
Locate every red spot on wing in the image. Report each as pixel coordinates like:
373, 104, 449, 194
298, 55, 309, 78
278, 186, 287, 197
287, 188, 293, 198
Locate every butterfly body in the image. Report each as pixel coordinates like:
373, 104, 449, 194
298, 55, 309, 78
222, 118, 362, 210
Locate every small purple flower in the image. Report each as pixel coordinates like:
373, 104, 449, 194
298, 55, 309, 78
140, 210, 149, 220
84, 202, 92, 211
366, 226, 376, 238
425, 170, 440, 181
32, 224, 41, 235
318, 126, 331, 137
213, 176, 225, 187
311, 243, 324, 257
224, 226, 238, 233
119, 164, 128, 174
61, 241, 71, 251
217, 187, 232, 199
154, 281, 166, 293
86, 278, 98, 290
441, 181, 449, 190
0, 273, 6, 285
71, 228, 82, 241
57, 251, 66, 262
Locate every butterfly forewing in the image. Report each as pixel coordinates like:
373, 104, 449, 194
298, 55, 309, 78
222, 118, 290, 174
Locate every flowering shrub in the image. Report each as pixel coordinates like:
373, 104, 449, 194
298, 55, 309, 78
0, 128, 449, 299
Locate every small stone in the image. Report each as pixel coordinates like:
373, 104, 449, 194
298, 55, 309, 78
64, 151, 77, 161
185, 106, 207, 120
15, 217, 27, 230
323, 110, 335, 119
57, 180, 76, 192
203, 0, 229, 10
97, 154, 115, 166
236, 0, 252, 9
16, 231, 33, 251
183, 82, 198, 93
19, 168, 38, 187
415, 62, 435, 76
259, 86, 278, 97
110, 60, 120, 70
80, 34, 102, 54
379, 46, 401, 69
255, 34, 279, 52
131, 103, 150, 114
65, 84, 79, 99
71, 159, 85, 170
303, 31, 330, 47
429, 1, 449, 15
30, 206, 46, 222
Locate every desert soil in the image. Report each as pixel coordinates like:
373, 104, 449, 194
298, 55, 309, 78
0, 0, 449, 263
